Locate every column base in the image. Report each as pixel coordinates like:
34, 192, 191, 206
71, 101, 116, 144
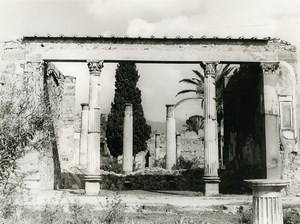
84, 175, 101, 196
203, 176, 220, 196
245, 179, 289, 224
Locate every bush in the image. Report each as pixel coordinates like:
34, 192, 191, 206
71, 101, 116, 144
284, 208, 300, 224
103, 192, 126, 224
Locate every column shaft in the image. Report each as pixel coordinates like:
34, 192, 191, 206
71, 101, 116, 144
203, 62, 220, 195
86, 61, 103, 175
166, 104, 176, 170
245, 179, 288, 224
84, 60, 103, 196
79, 103, 89, 168
123, 103, 133, 173
155, 134, 160, 161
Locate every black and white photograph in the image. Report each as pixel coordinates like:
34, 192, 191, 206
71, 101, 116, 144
0, 0, 300, 223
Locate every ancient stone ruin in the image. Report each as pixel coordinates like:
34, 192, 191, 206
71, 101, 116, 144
1, 35, 300, 206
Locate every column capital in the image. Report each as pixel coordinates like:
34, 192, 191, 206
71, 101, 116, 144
200, 62, 219, 76
260, 62, 279, 73
166, 104, 175, 118
87, 60, 104, 75
81, 103, 89, 110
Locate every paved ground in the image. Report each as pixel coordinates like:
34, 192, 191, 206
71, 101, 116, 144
23, 189, 300, 212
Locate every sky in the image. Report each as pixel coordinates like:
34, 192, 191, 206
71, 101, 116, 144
0, 0, 300, 122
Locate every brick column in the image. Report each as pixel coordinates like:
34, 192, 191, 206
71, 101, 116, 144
79, 103, 89, 168
245, 179, 288, 224
166, 104, 176, 170
203, 62, 220, 195
84, 60, 103, 195
123, 103, 133, 173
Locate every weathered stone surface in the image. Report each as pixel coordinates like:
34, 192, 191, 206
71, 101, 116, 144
147, 131, 204, 167
22, 36, 296, 62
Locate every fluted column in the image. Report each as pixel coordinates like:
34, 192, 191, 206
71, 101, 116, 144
203, 62, 220, 195
166, 104, 176, 170
79, 103, 89, 168
123, 103, 133, 173
84, 60, 103, 195
155, 133, 160, 162
245, 179, 288, 224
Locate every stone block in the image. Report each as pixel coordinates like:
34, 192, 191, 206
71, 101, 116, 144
85, 182, 100, 195
204, 182, 219, 196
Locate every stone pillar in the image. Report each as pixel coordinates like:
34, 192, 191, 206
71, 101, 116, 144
245, 179, 288, 224
203, 62, 220, 195
176, 132, 181, 158
123, 103, 133, 173
84, 60, 103, 195
166, 104, 176, 170
155, 133, 160, 162
79, 103, 89, 168
261, 63, 281, 179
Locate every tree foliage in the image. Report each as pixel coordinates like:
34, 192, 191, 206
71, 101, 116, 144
182, 115, 204, 135
176, 64, 238, 121
106, 62, 151, 157
0, 72, 53, 189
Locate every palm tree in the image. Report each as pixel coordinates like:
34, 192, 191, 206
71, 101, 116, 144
176, 64, 238, 121
183, 115, 204, 135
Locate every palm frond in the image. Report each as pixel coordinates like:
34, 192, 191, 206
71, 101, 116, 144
175, 96, 204, 108
179, 79, 199, 85
199, 62, 206, 71
176, 89, 198, 97
192, 70, 204, 82
216, 65, 238, 83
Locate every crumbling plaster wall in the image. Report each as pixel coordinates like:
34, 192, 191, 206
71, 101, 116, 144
46, 63, 76, 172
147, 131, 204, 167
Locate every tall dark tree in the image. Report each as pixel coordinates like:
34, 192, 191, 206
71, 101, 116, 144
106, 62, 151, 157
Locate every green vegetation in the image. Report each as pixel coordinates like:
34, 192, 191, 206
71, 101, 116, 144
106, 62, 151, 157
182, 115, 204, 135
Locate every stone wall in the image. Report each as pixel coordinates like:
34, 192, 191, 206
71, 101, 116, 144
147, 131, 204, 168
223, 63, 300, 194
46, 63, 76, 171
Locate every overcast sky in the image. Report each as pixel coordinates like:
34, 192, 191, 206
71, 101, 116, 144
1, 0, 300, 122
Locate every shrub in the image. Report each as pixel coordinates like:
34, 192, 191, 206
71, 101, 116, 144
284, 208, 300, 224
103, 192, 126, 224
68, 202, 94, 224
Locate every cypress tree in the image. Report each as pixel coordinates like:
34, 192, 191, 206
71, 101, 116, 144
106, 62, 151, 157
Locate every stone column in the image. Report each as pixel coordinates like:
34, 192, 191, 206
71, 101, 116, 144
79, 103, 89, 168
176, 132, 181, 158
203, 62, 220, 195
166, 104, 176, 170
123, 103, 133, 173
84, 60, 103, 195
155, 133, 160, 162
245, 179, 288, 224
261, 63, 281, 179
